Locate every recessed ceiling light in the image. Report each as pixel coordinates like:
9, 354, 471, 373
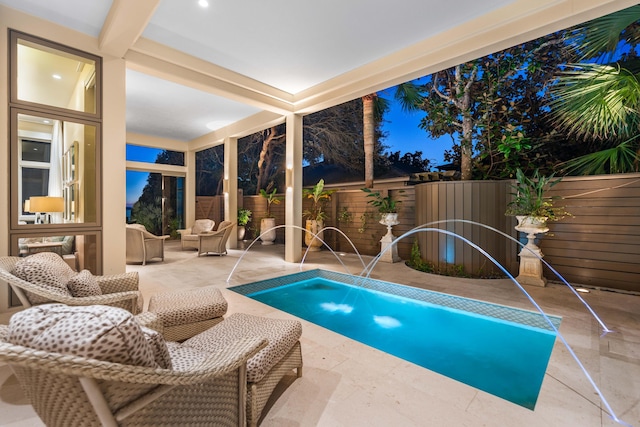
52, 74, 61, 80
43, 120, 50, 124
198, 0, 209, 7
576, 288, 590, 293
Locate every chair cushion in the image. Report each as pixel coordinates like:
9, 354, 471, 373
191, 223, 205, 235
7, 304, 159, 368
147, 286, 228, 327
13, 252, 74, 304
66, 269, 102, 298
182, 313, 302, 383
165, 342, 210, 372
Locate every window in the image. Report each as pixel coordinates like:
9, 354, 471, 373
9, 30, 103, 273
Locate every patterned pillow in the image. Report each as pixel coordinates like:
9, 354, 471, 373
66, 269, 102, 298
7, 304, 158, 368
13, 252, 74, 304
142, 326, 172, 369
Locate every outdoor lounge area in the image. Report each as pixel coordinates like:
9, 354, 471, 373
1, 241, 638, 426
1, 1, 640, 426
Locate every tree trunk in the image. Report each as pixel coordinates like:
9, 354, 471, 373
256, 127, 277, 194
460, 110, 473, 180
457, 66, 476, 181
362, 94, 376, 188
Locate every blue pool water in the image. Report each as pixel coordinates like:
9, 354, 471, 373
230, 269, 560, 410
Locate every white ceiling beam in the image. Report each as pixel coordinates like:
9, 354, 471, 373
126, 132, 186, 150
99, 0, 160, 58
188, 111, 285, 152
128, 38, 294, 115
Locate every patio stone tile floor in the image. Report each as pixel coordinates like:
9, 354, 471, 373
1, 240, 638, 426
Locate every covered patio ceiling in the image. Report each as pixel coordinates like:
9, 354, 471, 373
1, 0, 636, 147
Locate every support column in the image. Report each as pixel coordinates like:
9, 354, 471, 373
224, 137, 238, 249
102, 57, 127, 275
285, 114, 303, 263
185, 149, 196, 230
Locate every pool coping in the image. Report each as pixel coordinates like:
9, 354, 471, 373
228, 268, 562, 332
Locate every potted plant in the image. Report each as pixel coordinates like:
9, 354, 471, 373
362, 187, 404, 225
505, 168, 570, 228
237, 208, 252, 241
259, 187, 281, 245
303, 179, 336, 251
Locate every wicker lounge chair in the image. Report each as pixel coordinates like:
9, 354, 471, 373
0, 304, 267, 426
0, 254, 227, 341
0, 304, 303, 426
198, 220, 236, 256
126, 224, 169, 265
0, 253, 144, 314
177, 219, 215, 250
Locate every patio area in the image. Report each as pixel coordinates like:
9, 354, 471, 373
1, 240, 639, 426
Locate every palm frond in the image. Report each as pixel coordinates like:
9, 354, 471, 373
578, 5, 640, 61
394, 82, 423, 112
560, 138, 640, 175
549, 63, 640, 139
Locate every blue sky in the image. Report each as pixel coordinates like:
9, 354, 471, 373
381, 96, 453, 167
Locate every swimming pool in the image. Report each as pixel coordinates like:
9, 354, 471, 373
230, 269, 561, 410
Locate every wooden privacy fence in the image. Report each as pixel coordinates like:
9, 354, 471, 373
543, 173, 640, 292
196, 173, 640, 293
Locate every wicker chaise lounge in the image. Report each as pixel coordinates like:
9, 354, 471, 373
0, 304, 303, 426
0, 304, 267, 426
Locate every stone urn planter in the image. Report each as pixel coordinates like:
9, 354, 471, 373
378, 212, 400, 263
304, 219, 324, 251
237, 225, 246, 241
514, 215, 549, 287
260, 218, 276, 245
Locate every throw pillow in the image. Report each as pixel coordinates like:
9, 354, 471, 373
13, 252, 74, 304
8, 304, 158, 368
66, 269, 102, 298
141, 326, 172, 369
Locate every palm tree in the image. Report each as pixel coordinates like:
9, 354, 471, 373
549, 5, 640, 174
362, 82, 423, 187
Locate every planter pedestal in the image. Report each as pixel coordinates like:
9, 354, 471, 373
515, 216, 549, 287
379, 213, 400, 263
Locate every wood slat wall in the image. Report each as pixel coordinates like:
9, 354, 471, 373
197, 173, 640, 292
542, 174, 640, 292
414, 180, 518, 278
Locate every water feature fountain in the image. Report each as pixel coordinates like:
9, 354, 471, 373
226, 221, 630, 426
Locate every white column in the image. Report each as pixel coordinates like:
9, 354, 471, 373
285, 114, 303, 263
102, 57, 127, 274
185, 149, 196, 229
224, 137, 238, 249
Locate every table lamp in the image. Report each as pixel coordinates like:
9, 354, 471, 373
29, 196, 64, 224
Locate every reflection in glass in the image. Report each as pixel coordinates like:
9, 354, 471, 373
126, 145, 185, 166
17, 113, 97, 225
17, 38, 96, 114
